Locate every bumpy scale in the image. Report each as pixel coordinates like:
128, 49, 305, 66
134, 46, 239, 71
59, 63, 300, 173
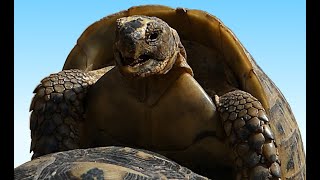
215, 90, 281, 179
30, 68, 108, 158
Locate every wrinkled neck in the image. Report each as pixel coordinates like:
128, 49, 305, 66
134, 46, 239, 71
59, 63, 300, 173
116, 52, 193, 106
118, 65, 188, 106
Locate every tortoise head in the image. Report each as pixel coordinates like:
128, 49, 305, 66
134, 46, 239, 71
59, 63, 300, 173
114, 15, 191, 78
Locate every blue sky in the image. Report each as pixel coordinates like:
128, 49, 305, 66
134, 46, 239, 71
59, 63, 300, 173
14, 1, 306, 167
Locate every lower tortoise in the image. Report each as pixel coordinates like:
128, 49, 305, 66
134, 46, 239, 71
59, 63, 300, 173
14, 146, 208, 179
18, 5, 305, 180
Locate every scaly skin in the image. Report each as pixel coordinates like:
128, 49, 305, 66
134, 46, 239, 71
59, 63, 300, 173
30, 68, 108, 159
215, 90, 281, 180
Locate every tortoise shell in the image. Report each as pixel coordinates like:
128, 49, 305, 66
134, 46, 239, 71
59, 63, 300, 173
15, 146, 208, 179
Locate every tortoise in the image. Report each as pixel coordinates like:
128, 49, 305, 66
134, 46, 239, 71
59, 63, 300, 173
14, 146, 209, 180
24, 5, 305, 180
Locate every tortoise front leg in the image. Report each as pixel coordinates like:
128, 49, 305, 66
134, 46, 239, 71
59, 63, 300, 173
214, 90, 281, 180
29, 68, 108, 159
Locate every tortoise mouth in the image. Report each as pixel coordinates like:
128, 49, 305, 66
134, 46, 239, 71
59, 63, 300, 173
115, 49, 173, 78
121, 53, 154, 68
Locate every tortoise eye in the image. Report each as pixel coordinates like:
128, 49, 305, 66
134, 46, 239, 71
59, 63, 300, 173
149, 31, 159, 41
146, 30, 162, 44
